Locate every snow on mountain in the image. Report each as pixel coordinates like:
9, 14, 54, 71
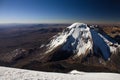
46, 23, 93, 57
45, 22, 120, 60
97, 32, 120, 54
0, 66, 120, 80
90, 29, 111, 60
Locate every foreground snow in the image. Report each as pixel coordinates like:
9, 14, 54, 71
0, 66, 120, 80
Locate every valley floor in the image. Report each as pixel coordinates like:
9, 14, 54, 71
0, 66, 120, 80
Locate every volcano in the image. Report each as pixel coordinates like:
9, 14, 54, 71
44, 23, 120, 62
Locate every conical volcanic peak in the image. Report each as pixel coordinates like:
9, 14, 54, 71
45, 22, 120, 61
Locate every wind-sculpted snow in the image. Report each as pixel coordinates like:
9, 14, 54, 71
46, 22, 120, 60
0, 66, 120, 80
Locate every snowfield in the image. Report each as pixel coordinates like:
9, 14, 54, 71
0, 66, 120, 80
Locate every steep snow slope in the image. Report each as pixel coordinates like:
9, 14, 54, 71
98, 33, 120, 54
46, 22, 120, 60
0, 66, 120, 80
90, 29, 111, 60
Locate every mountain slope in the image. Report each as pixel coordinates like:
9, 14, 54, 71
44, 22, 120, 62
11, 23, 120, 73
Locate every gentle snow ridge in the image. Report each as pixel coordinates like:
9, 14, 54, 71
0, 66, 120, 80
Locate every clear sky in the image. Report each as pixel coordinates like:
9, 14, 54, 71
0, 0, 120, 24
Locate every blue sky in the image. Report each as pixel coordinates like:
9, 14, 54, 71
0, 0, 120, 24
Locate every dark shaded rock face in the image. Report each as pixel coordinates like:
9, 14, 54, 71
114, 35, 120, 44
49, 50, 74, 61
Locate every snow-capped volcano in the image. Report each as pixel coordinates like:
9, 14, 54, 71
45, 22, 120, 61
46, 23, 93, 57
